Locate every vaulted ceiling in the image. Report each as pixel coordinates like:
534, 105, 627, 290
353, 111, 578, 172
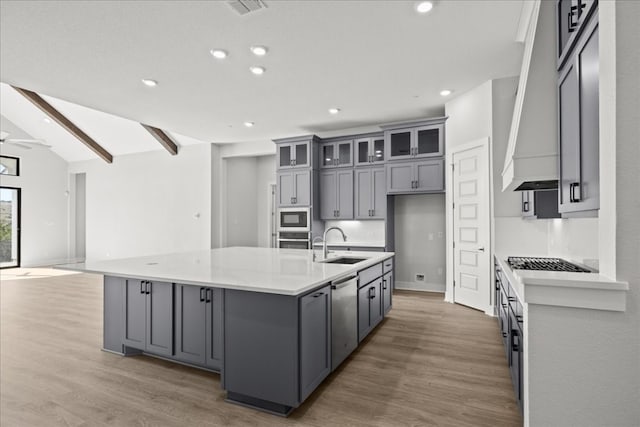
0, 0, 525, 162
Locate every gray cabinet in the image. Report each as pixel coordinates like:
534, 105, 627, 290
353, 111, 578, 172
320, 140, 352, 168
123, 279, 173, 356
278, 170, 311, 207
358, 278, 383, 342
522, 190, 560, 219
382, 271, 393, 315
556, 0, 598, 68
385, 123, 444, 161
319, 169, 353, 219
175, 284, 223, 370
355, 167, 386, 219
299, 285, 331, 401
386, 159, 444, 194
558, 10, 599, 216
277, 141, 310, 169
355, 135, 385, 166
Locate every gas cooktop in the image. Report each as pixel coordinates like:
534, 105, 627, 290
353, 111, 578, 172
507, 257, 591, 273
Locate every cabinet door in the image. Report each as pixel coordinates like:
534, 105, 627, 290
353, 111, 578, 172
521, 191, 535, 218
277, 172, 295, 207
386, 162, 414, 194
358, 285, 371, 342
382, 272, 392, 315
175, 284, 206, 365
354, 168, 372, 219
372, 136, 385, 164
414, 125, 444, 158
369, 279, 383, 329
123, 279, 147, 350
321, 144, 335, 168
319, 171, 337, 220
576, 21, 599, 211
558, 57, 581, 212
336, 140, 353, 167
299, 286, 331, 401
336, 170, 353, 219
557, 0, 579, 63
387, 129, 412, 160
146, 281, 173, 356
355, 138, 371, 166
509, 310, 523, 407
205, 288, 223, 369
293, 170, 311, 206
415, 159, 444, 192
293, 142, 309, 168
278, 144, 293, 169
371, 167, 386, 219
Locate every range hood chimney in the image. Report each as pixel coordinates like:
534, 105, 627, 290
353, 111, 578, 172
502, 0, 558, 192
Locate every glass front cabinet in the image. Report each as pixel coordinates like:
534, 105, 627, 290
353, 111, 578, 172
355, 135, 385, 166
277, 140, 310, 169
320, 139, 353, 168
383, 118, 446, 162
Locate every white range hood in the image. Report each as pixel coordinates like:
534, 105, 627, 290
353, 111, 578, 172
502, 0, 559, 192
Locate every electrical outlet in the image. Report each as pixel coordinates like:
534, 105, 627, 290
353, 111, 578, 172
416, 274, 425, 281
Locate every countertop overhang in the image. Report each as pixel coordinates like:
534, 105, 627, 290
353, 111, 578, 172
56, 247, 394, 296
495, 255, 628, 312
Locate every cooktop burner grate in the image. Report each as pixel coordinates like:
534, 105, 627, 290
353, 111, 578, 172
507, 257, 591, 273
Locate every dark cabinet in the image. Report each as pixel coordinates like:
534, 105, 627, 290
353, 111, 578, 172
556, 0, 599, 68
277, 170, 311, 207
385, 123, 444, 161
320, 140, 352, 168
123, 279, 173, 356
175, 284, 223, 370
319, 169, 353, 219
558, 7, 599, 216
521, 190, 560, 219
382, 271, 392, 315
386, 159, 444, 194
358, 278, 383, 342
355, 135, 385, 166
354, 167, 386, 219
299, 285, 331, 401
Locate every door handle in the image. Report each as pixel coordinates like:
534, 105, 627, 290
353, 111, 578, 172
478, 247, 485, 252
200, 287, 205, 302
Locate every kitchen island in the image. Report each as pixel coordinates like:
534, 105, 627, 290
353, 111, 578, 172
58, 247, 395, 416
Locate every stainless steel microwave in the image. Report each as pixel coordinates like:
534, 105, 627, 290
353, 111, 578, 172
278, 207, 310, 232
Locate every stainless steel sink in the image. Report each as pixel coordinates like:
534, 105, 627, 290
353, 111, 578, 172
322, 257, 367, 265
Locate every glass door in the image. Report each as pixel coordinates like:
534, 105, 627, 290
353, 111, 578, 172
0, 187, 20, 268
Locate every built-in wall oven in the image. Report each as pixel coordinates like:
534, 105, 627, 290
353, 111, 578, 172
277, 207, 311, 249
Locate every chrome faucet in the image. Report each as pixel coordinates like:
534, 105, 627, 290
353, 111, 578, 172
311, 236, 324, 262
323, 227, 347, 259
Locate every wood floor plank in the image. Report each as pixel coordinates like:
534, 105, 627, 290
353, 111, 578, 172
1, 270, 521, 426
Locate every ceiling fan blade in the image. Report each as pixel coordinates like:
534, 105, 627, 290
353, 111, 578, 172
5, 142, 33, 150
6, 139, 51, 148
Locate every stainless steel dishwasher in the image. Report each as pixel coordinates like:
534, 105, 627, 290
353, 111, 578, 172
331, 274, 358, 371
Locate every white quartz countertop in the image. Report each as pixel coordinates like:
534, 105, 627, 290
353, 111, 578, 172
56, 247, 394, 296
495, 254, 628, 311
311, 241, 385, 248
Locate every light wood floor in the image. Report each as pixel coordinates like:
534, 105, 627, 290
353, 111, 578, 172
1, 269, 521, 426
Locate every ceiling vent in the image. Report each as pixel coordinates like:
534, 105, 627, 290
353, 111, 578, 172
227, 0, 268, 16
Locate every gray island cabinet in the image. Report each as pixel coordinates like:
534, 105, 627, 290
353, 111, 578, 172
61, 247, 394, 416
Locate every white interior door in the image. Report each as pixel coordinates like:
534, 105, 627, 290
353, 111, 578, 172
452, 143, 490, 311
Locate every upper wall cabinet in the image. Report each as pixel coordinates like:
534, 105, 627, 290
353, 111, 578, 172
381, 118, 446, 162
275, 135, 320, 170
386, 159, 444, 194
355, 135, 385, 166
558, 9, 599, 216
320, 140, 353, 169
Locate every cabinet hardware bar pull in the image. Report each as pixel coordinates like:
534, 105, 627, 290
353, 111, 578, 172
205, 288, 212, 303
523, 201, 529, 212
145, 281, 151, 294
200, 287, 205, 302
140, 281, 145, 294
511, 330, 519, 351
312, 292, 324, 298
383, 279, 387, 290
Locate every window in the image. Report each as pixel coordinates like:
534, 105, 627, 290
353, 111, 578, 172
0, 156, 19, 176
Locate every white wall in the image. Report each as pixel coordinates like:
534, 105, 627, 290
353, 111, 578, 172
445, 81, 493, 150
393, 194, 446, 292
224, 157, 258, 247
0, 117, 70, 266
69, 144, 211, 260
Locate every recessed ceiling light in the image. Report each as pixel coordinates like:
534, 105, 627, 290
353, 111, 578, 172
416, 1, 434, 13
250, 46, 268, 56
440, 89, 452, 96
210, 49, 228, 59
249, 66, 266, 75
43, 117, 51, 124
328, 107, 341, 115
141, 79, 158, 87
244, 121, 255, 127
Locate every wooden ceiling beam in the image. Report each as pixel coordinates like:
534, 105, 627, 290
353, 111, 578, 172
140, 124, 179, 156
11, 85, 114, 163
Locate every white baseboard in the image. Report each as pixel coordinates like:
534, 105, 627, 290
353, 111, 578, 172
395, 281, 445, 293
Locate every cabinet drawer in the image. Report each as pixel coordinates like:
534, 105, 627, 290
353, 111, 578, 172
358, 263, 383, 287
383, 258, 393, 274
